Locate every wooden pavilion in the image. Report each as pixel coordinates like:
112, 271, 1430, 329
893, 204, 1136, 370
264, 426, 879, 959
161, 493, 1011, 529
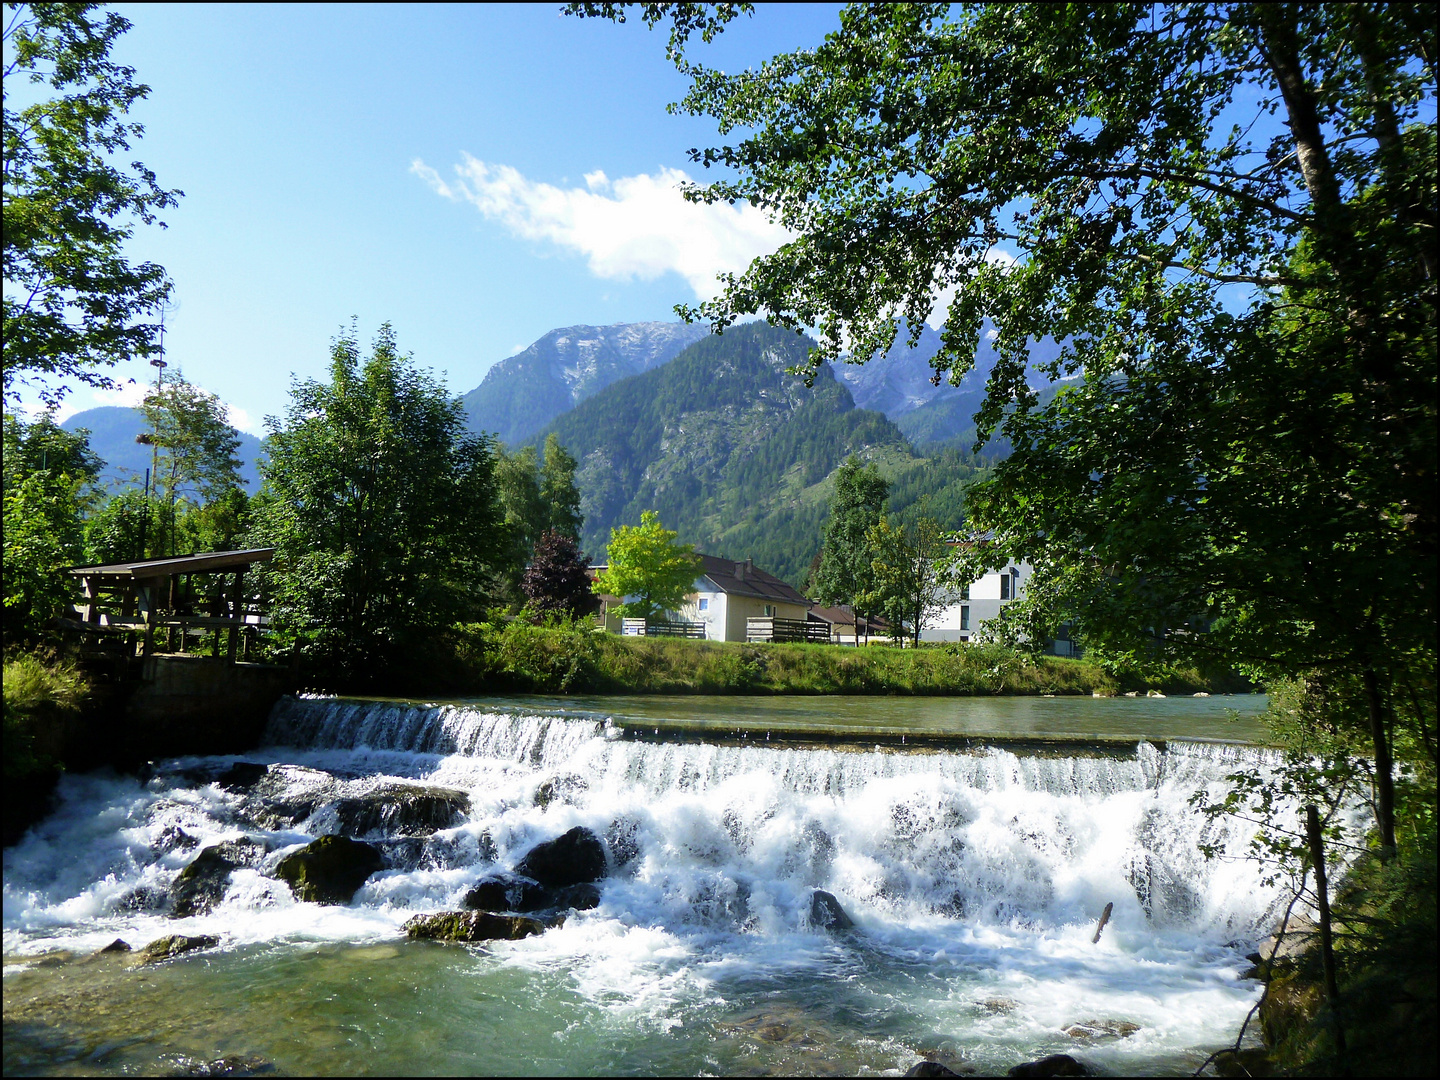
60, 548, 275, 665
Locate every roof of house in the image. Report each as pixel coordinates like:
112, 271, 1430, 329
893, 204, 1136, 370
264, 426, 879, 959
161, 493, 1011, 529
806, 603, 891, 630
696, 555, 809, 605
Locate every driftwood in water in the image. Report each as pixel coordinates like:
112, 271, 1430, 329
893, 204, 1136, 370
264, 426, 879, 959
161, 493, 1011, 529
1091, 901, 1114, 943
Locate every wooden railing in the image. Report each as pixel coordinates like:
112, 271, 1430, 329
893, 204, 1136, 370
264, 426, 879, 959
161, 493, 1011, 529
746, 617, 832, 644
621, 618, 707, 638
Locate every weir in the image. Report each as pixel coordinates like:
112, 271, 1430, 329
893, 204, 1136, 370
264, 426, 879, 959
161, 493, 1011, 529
2, 695, 1363, 1076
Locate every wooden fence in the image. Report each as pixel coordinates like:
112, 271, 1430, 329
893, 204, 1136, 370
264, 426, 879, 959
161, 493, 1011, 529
621, 618, 707, 639
746, 617, 832, 644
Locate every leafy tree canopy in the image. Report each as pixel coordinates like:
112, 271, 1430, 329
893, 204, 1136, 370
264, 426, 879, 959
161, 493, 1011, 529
862, 509, 950, 647
579, 1, 1437, 854
2, 412, 98, 644
247, 323, 505, 683
3, 2, 181, 407
523, 528, 598, 621
140, 372, 245, 506
592, 510, 702, 622
811, 454, 888, 632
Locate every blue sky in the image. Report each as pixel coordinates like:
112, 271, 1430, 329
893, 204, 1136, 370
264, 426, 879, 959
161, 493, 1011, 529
26, 3, 842, 433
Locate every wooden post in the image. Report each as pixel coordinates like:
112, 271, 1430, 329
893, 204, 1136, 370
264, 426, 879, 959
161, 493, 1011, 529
138, 582, 155, 659
1091, 901, 1114, 943
227, 569, 244, 662
1305, 804, 1346, 1058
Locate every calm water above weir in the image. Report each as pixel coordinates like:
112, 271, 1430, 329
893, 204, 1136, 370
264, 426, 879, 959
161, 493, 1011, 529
7, 692, 1342, 1078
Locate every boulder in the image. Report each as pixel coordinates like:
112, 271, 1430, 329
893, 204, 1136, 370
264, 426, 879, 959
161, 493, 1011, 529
907, 1063, 966, 1077
464, 873, 549, 913
810, 889, 854, 931
216, 762, 270, 792
134, 934, 220, 965
403, 910, 545, 943
514, 826, 607, 888
1007, 1055, 1091, 1077
1063, 1019, 1140, 1041
464, 874, 601, 915
331, 784, 470, 837
171, 848, 235, 918
275, 835, 384, 904
114, 884, 171, 913
98, 938, 132, 953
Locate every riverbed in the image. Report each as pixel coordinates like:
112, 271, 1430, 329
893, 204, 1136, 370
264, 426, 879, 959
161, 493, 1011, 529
5, 692, 1337, 1077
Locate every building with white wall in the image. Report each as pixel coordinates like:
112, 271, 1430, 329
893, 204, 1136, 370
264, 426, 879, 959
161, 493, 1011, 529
918, 559, 1079, 656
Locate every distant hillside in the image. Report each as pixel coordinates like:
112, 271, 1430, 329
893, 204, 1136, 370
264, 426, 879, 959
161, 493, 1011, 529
837, 320, 1068, 450
537, 322, 989, 587
461, 321, 711, 446
60, 406, 264, 493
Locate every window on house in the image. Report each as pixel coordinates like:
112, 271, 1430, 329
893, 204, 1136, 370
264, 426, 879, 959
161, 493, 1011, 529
1000, 574, 1010, 600
764, 604, 774, 617
960, 606, 970, 631
960, 582, 970, 601
698, 598, 709, 611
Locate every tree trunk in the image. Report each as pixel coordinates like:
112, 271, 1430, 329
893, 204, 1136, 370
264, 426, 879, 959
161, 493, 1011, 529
1362, 667, 1397, 855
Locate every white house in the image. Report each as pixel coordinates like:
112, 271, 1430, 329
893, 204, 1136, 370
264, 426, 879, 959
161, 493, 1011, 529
674, 556, 811, 642
590, 555, 811, 642
918, 558, 1079, 656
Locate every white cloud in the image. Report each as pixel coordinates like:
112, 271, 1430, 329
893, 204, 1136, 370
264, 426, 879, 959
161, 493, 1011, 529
412, 155, 790, 299
225, 404, 262, 437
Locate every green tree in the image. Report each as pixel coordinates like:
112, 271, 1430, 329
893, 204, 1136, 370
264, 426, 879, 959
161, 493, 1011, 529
811, 455, 888, 644
82, 486, 154, 563
592, 510, 701, 622
2, 412, 99, 644
3, 2, 181, 407
582, 3, 1436, 855
522, 528, 598, 621
862, 510, 950, 647
247, 323, 505, 683
137, 372, 245, 555
539, 432, 583, 542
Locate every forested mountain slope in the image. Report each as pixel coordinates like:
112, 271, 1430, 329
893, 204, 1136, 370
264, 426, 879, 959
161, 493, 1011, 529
462, 321, 710, 446
537, 322, 988, 587
61, 406, 263, 492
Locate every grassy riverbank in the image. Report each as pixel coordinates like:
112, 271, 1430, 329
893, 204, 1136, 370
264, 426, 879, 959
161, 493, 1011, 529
418, 620, 1235, 698
2, 652, 91, 845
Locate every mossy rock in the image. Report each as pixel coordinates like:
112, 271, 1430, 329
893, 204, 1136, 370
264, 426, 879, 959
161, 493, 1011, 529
331, 784, 470, 837
403, 910, 545, 943
1260, 971, 1323, 1047
275, 835, 383, 905
134, 934, 219, 965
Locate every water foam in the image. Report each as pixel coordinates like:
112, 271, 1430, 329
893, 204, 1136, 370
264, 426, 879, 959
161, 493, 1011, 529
2, 696, 1346, 1070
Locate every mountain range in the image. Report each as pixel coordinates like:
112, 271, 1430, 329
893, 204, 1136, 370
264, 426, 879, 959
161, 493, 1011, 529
530, 321, 988, 586
60, 406, 264, 493
462, 321, 711, 446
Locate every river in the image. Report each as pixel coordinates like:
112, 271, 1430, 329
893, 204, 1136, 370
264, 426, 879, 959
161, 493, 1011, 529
3, 692, 1349, 1076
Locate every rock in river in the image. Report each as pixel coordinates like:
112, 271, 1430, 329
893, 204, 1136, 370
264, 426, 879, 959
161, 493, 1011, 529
1007, 1054, 1092, 1077
134, 934, 220, 965
403, 910, 546, 943
275, 835, 384, 904
170, 838, 269, 918
514, 826, 607, 888
810, 889, 854, 931
464, 873, 601, 914
331, 783, 470, 837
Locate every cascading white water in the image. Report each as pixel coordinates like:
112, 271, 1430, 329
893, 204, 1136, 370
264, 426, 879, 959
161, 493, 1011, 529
3, 695, 1350, 1075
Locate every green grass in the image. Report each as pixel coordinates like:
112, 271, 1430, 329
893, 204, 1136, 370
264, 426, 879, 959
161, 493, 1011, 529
444, 620, 1132, 696
3, 652, 89, 783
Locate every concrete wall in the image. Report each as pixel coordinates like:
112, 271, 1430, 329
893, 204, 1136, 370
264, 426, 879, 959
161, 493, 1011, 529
122, 655, 294, 762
